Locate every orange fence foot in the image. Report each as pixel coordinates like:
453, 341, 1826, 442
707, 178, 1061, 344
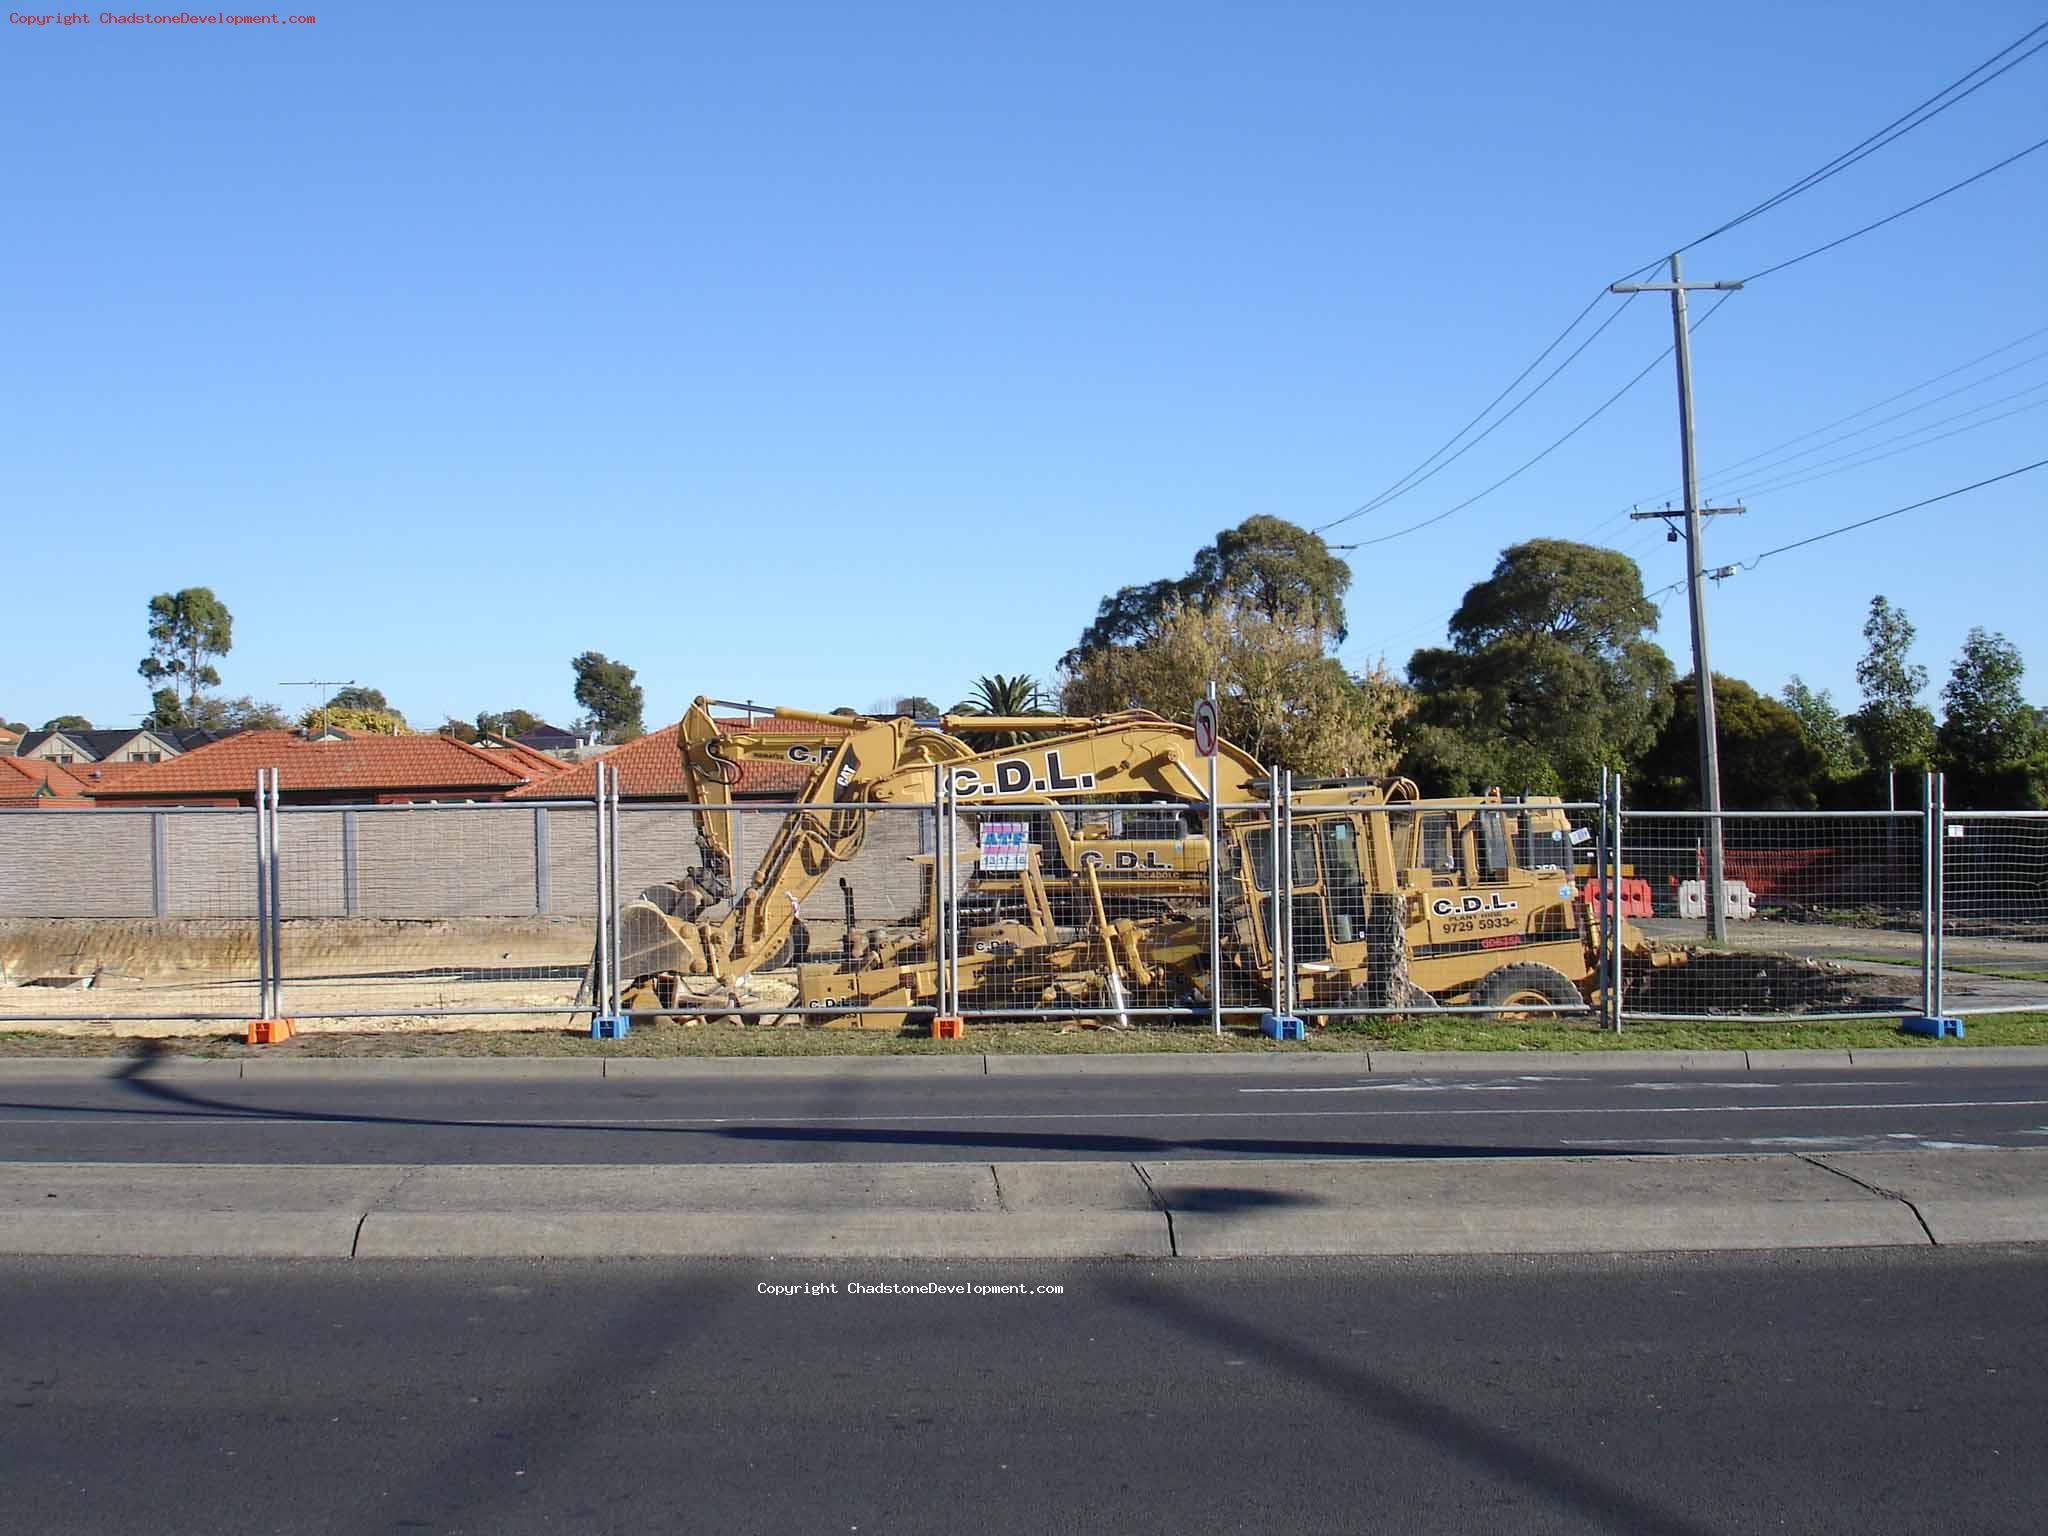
930, 1016, 965, 1040
246, 1019, 296, 1045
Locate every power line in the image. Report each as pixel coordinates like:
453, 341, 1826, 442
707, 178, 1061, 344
1330, 293, 1738, 550
1705, 364, 2048, 495
1728, 459, 2048, 568
1721, 392, 2048, 500
1318, 290, 1638, 536
1318, 26, 2047, 557
1741, 134, 2048, 283
1316, 289, 1647, 532
1688, 323, 2048, 487
1664, 20, 2048, 258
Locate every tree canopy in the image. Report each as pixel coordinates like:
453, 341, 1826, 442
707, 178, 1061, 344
1067, 516, 1351, 663
476, 708, 545, 740
138, 587, 233, 718
572, 653, 645, 744
1400, 540, 1673, 795
1635, 674, 1825, 810
300, 705, 405, 736
330, 686, 393, 714
1853, 595, 1934, 769
1061, 598, 1411, 777
1938, 628, 2042, 807
1780, 677, 1864, 781
41, 714, 92, 732
949, 674, 1050, 749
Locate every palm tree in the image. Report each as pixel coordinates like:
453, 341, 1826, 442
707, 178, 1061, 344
950, 673, 1051, 749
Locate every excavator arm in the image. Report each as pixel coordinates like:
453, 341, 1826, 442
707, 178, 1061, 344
617, 698, 1272, 993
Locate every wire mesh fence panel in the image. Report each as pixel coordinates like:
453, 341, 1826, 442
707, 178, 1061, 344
272, 803, 596, 1021
941, 797, 1214, 1027
1940, 812, 2048, 1016
1619, 811, 1927, 1018
1277, 796, 1600, 1022
0, 807, 262, 1021
612, 800, 942, 1023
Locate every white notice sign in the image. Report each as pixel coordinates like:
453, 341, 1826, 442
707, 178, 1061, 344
979, 821, 1031, 872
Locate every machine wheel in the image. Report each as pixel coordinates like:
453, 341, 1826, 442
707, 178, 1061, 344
1470, 962, 1584, 1018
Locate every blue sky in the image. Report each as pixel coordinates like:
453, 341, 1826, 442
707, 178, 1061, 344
5, 1, 2043, 735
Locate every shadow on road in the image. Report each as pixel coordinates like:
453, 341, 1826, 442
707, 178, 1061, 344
1102, 1269, 1725, 1536
0, 1042, 1651, 1162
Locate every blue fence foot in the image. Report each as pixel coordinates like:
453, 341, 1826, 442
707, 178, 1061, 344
591, 1014, 631, 1040
1901, 1015, 1964, 1039
1260, 1013, 1307, 1042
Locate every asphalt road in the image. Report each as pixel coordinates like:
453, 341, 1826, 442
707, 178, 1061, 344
2, 1059, 2046, 1163
3, 1247, 2043, 1535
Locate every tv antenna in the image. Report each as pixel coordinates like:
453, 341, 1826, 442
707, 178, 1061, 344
279, 679, 358, 737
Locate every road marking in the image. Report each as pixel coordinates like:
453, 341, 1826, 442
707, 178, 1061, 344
1240, 1078, 1914, 1095
1239, 1081, 1544, 1095
1, 1098, 2046, 1128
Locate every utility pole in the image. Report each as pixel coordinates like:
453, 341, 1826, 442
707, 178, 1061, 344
1612, 252, 1742, 941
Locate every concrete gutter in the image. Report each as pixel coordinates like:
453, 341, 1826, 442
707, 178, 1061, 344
3, 1044, 2047, 1083
3, 1150, 2043, 1261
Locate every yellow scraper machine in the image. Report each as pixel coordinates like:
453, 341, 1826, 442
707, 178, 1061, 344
611, 696, 1652, 1029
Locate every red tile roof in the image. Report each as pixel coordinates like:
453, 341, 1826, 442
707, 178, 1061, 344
70, 760, 153, 791
84, 731, 541, 799
0, 754, 89, 805
507, 717, 849, 801
472, 734, 570, 779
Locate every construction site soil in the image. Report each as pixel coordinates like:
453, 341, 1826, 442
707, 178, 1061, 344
3, 914, 2043, 1036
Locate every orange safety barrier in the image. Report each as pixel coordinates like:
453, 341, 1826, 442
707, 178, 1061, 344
1581, 877, 1653, 917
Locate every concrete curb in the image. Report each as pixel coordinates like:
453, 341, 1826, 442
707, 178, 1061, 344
5, 1151, 2044, 1261
3, 1043, 2045, 1083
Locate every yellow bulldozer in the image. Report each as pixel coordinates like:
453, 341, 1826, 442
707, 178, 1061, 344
613, 698, 1645, 1027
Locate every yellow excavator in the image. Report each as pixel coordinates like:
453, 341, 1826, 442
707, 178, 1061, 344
616, 697, 1268, 991
613, 698, 1644, 1025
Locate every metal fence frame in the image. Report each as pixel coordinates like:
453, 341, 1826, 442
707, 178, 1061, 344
6, 767, 2044, 1030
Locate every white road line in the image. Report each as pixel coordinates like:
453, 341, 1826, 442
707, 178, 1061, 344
0, 1098, 2045, 1128
1241, 1078, 1913, 1095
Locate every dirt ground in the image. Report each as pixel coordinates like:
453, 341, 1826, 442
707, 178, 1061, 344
6, 914, 2045, 1039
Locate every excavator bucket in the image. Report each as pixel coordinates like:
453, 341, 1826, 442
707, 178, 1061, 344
614, 874, 729, 984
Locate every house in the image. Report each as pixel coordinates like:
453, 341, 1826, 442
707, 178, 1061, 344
79, 730, 558, 807
14, 726, 218, 767
0, 723, 21, 756
0, 755, 90, 808
511, 723, 584, 757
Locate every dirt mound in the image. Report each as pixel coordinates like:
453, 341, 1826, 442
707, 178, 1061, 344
1628, 948, 1860, 1015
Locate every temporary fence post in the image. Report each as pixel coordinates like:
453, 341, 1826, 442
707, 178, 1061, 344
267, 772, 283, 1017
1921, 771, 1936, 1021
1904, 770, 1962, 1038
1934, 772, 1948, 1022
932, 765, 953, 1025
1610, 772, 1625, 1033
253, 771, 271, 1021
1595, 769, 1610, 1031
1284, 770, 1296, 1020
1268, 769, 1283, 1023
1207, 683, 1222, 1038
593, 764, 611, 1025
607, 768, 622, 1018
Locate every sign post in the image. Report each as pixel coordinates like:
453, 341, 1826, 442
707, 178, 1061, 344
1196, 686, 1221, 1036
